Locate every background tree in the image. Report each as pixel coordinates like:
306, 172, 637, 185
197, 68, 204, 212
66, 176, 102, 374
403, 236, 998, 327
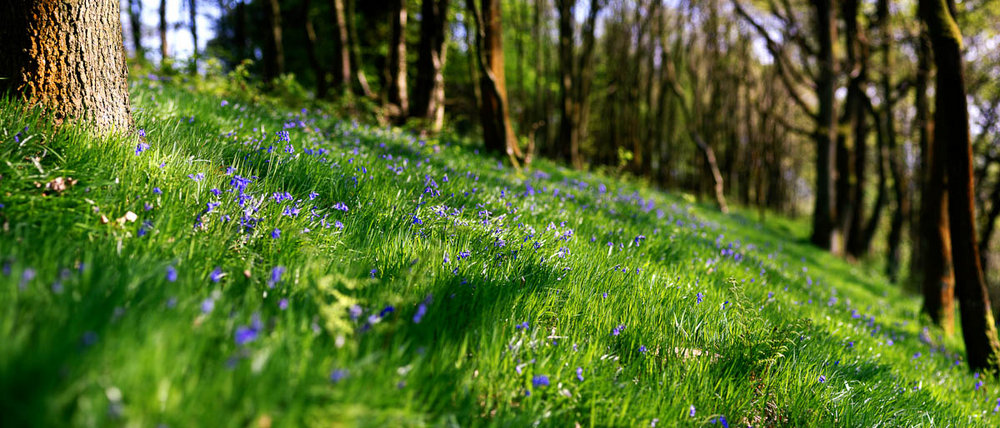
411, 0, 450, 132
921, 0, 1000, 371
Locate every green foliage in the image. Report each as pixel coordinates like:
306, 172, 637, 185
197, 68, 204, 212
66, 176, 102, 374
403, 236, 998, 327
0, 76, 997, 427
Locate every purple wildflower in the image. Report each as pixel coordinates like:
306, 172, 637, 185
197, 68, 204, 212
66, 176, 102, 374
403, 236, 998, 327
165, 266, 178, 282
210, 267, 224, 282
576, 367, 584, 382
532, 375, 550, 388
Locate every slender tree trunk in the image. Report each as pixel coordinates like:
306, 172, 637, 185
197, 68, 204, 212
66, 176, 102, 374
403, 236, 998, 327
302, 0, 328, 99
188, 0, 198, 66
235, 1, 247, 63
911, 26, 933, 288
556, 0, 575, 164
328, 0, 351, 91
921, 0, 1000, 372
128, 0, 145, 61
263, 0, 285, 83
159, 0, 169, 63
387, 0, 408, 120
467, 0, 522, 167
345, 0, 374, 98
811, 0, 840, 253
0, 0, 132, 132
879, 0, 909, 282
412, 0, 450, 131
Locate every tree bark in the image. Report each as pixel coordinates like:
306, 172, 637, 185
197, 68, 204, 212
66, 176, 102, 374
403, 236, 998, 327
345, 0, 374, 98
0, 0, 133, 132
878, 0, 909, 283
555, 0, 602, 169
302, 0, 328, 99
188, 0, 198, 66
327, 0, 351, 91
810, 0, 840, 253
411, 0, 450, 131
467, 0, 522, 168
264, 0, 285, 83
128, 0, 145, 61
159, 0, 168, 63
387, 0, 408, 120
921, 0, 1000, 371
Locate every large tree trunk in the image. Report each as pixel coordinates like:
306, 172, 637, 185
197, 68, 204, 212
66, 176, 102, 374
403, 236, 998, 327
159, 0, 168, 63
0, 0, 132, 132
264, 0, 285, 83
128, 0, 145, 61
468, 0, 522, 167
387, 0, 408, 120
921, 0, 1000, 372
411, 0, 450, 131
810, 0, 840, 253
328, 0, 352, 91
302, 0, 328, 99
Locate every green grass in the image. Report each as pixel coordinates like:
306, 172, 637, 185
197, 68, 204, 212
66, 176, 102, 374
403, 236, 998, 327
1, 76, 996, 427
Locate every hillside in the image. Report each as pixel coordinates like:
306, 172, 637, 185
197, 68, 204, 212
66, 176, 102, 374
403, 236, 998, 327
0, 76, 996, 427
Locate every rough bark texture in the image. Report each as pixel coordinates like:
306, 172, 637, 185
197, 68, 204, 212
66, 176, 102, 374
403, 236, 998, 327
810, 0, 840, 253
468, 0, 521, 167
0, 0, 133, 132
412, 0, 450, 131
921, 0, 1000, 371
387, 0, 408, 119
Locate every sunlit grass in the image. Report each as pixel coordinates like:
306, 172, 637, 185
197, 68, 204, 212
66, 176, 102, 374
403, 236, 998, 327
0, 76, 994, 427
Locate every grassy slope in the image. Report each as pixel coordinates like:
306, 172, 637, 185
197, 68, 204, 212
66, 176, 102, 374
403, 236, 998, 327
0, 77, 996, 427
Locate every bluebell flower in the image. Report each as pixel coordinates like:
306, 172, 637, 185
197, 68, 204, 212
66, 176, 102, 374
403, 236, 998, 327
689, 405, 696, 417
235, 326, 258, 345
334, 220, 344, 230
279, 298, 289, 310
532, 375, 549, 388
270, 266, 285, 286
379, 305, 395, 317
210, 267, 224, 282
271, 228, 281, 239
166, 266, 178, 282
515, 321, 530, 330
309, 191, 319, 200
612, 324, 625, 336
349, 305, 363, 320
819, 375, 827, 383
330, 369, 349, 383
413, 303, 427, 323
412, 215, 423, 225
639, 345, 647, 353
697, 293, 704, 304
370, 268, 378, 278
576, 367, 584, 382
135, 141, 150, 155
201, 297, 215, 314
332, 202, 349, 211
188, 173, 205, 182
153, 187, 162, 195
